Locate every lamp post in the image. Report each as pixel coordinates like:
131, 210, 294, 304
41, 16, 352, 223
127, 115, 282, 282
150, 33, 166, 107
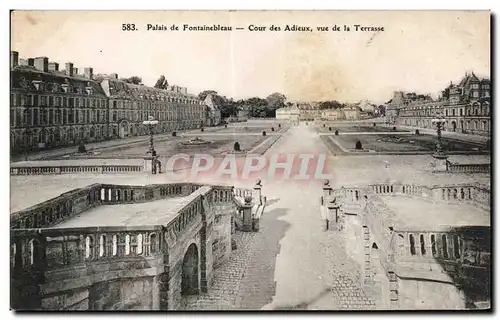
431, 113, 446, 158
431, 113, 448, 171
143, 115, 159, 174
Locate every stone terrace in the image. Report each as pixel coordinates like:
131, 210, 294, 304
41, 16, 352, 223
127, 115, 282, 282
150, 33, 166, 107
380, 195, 490, 231
54, 196, 191, 228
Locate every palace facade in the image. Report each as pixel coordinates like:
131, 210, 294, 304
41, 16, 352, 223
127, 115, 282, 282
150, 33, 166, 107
100, 77, 204, 139
10, 53, 109, 151
10, 51, 213, 153
275, 102, 363, 121
390, 72, 491, 136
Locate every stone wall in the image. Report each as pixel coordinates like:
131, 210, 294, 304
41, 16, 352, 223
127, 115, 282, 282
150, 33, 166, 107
11, 182, 251, 311
323, 181, 491, 310
398, 279, 465, 309
88, 277, 154, 310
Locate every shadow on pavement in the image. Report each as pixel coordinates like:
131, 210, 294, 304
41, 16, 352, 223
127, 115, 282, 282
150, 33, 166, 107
235, 207, 290, 310
264, 198, 280, 207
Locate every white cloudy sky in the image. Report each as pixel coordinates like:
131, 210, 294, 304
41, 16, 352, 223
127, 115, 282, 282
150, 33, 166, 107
11, 10, 490, 103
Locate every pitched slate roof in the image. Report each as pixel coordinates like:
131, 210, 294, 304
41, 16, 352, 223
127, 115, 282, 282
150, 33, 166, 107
11, 65, 106, 97
101, 78, 198, 101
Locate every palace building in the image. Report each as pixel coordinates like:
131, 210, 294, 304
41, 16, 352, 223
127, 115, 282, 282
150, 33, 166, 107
10, 51, 209, 153
10, 52, 109, 152
100, 76, 204, 139
392, 72, 491, 136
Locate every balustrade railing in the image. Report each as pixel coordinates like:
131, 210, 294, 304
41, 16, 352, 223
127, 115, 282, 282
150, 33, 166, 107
10, 182, 230, 230
10, 165, 143, 176
10, 225, 165, 274
233, 188, 253, 199
391, 229, 490, 269
447, 162, 490, 173
332, 182, 489, 209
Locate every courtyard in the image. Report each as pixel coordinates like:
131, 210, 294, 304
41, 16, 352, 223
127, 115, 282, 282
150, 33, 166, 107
62, 127, 286, 159
318, 125, 409, 133
327, 133, 489, 154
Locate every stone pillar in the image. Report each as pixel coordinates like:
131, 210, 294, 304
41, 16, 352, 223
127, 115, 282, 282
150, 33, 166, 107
327, 201, 341, 231
432, 154, 449, 172
143, 155, 154, 173
322, 180, 333, 205
241, 197, 253, 232
254, 180, 263, 205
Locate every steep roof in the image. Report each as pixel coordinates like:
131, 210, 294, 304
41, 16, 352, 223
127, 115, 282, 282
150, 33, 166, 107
458, 72, 480, 88
100, 78, 197, 100
11, 65, 106, 97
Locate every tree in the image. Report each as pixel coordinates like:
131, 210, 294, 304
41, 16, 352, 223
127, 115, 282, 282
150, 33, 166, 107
154, 75, 169, 89
120, 76, 142, 85
266, 92, 286, 110
318, 101, 343, 110
198, 90, 219, 101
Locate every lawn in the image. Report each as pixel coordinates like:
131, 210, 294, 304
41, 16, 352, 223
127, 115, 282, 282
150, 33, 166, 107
333, 134, 489, 153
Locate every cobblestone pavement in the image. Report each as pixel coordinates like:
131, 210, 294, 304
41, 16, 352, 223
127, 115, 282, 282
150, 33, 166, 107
179, 231, 258, 310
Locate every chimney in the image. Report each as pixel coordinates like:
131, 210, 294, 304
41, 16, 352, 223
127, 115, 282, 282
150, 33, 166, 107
84, 67, 93, 80
48, 62, 59, 72
65, 62, 74, 77
34, 57, 49, 72
10, 51, 18, 68
27, 58, 35, 67
74, 68, 78, 75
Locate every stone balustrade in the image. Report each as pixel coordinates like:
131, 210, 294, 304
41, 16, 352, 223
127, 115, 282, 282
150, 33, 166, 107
10, 181, 262, 274
392, 228, 490, 266
233, 188, 253, 199
447, 162, 490, 173
331, 182, 490, 209
10, 182, 237, 230
10, 225, 165, 275
11, 165, 143, 176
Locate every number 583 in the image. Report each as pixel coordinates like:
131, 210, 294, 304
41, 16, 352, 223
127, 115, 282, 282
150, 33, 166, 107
122, 24, 136, 31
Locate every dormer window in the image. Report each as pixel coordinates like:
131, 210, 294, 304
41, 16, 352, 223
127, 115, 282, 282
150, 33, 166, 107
32, 80, 43, 92
86, 87, 94, 95
61, 84, 70, 93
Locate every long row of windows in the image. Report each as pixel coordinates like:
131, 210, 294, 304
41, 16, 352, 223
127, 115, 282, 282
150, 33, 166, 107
402, 107, 490, 117
11, 93, 108, 109
110, 110, 204, 122
11, 108, 107, 127
111, 98, 201, 109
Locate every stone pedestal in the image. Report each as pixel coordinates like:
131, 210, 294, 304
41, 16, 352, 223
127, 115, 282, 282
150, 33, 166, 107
143, 156, 154, 172
143, 155, 159, 173
253, 185, 262, 205
241, 203, 253, 232
432, 153, 449, 172
327, 203, 341, 231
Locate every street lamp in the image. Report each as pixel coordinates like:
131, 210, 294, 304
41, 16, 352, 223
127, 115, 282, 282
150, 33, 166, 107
143, 115, 159, 154
143, 115, 159, 174
431, 113, 446, 159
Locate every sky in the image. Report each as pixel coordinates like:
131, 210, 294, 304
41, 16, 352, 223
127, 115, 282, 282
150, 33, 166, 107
11, 10, 490, 104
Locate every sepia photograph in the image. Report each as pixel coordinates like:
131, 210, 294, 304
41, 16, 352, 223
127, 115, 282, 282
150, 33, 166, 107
9, 10, 491, 311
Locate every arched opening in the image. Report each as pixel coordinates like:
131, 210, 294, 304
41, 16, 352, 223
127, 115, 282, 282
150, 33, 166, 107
118, 119, 130, 138
181, 243, 199, 295
99, 235, 106, 257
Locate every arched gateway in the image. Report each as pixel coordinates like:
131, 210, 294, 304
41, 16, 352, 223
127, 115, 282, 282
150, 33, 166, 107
181, 243, 199, 295
118, 119, 130, 138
